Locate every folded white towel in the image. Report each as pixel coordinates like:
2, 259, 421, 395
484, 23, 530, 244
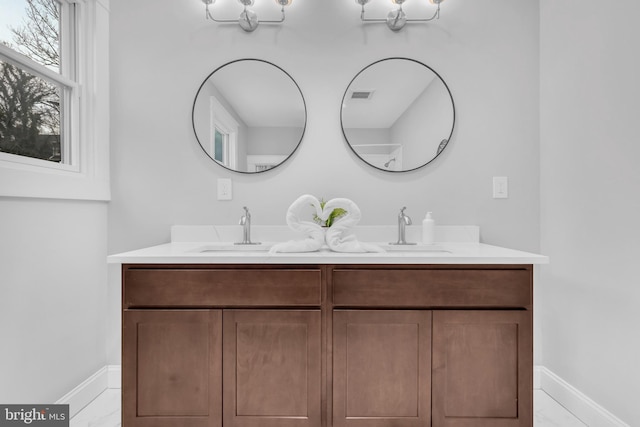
269, 195, 326, 253
321, 198, 384, 253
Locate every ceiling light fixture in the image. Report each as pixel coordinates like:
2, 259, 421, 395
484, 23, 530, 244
356, 0, 445, 32
201, 0, 293, 32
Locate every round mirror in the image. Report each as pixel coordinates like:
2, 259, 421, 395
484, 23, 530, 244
341, 58, 455, 172
192, 59, 307, 173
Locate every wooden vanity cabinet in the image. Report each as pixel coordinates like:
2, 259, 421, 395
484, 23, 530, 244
122, 264, 533, 427
331, 266, 533, 427
122, 265, 323, 427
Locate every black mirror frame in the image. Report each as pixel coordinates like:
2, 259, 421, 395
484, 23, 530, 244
192, 58, 307, 174
340, 57, 456, 173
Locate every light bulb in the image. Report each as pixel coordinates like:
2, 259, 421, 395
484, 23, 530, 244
429, 0, 445, 4
276, 0, 293, 5
202, 0, 214, 5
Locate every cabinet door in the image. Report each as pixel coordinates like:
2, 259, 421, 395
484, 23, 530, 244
432, 310, 533, 427
223, 310, 322, 427
122, 310, 222, 427
333, 310, 432, 427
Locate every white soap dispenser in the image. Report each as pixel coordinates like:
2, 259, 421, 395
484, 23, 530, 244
422, 212, 435, 245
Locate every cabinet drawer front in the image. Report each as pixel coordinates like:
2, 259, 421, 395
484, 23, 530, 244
333, 268, 531, 308
124, 269, 322, 308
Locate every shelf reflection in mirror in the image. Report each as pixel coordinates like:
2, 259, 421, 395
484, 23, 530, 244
192, 59, 307, 173
341, 58, 455, 172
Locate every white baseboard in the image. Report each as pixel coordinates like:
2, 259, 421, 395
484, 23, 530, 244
534, 365, 542, 390
537, 366, 629, 427
107, 365, 121, 389
56, 365, 121, 418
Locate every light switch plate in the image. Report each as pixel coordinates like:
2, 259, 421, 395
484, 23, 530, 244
217, 178, 232, 200
493, 176, 508, 199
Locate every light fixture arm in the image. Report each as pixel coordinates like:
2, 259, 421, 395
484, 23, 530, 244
403, 2, 440, 23
205, 3, 240, 23
357, 0, 442, 31
202, 0, 288, 31
360, 6, 384, 22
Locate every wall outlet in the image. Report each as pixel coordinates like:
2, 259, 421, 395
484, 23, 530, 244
493, 176, 508, 198
217, 178, 232, 200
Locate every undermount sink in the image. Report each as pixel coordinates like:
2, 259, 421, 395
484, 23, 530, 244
380, 244, 451, 254
191, 243, 274, 253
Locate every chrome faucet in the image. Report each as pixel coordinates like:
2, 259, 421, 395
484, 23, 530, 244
236, 206, 260, 245
391, 207, 416, 245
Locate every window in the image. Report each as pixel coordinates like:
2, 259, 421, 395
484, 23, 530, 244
210, 95, 238, 170
214, 128, 228, 165
0, 0, 110, 200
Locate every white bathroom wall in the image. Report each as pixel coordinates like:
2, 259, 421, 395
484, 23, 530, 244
107, 0, 540, 363
0, 0, 110, 405
540, 1, 640, 425
247, 126, 303, 155
0, 198, 108, 403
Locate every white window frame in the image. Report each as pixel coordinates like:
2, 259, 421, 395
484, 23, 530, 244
0, 0, 110, 201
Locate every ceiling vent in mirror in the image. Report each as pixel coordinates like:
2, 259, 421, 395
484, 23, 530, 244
351, 90, 375, 100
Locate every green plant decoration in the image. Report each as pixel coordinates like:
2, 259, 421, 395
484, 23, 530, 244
313, 198, 347, 227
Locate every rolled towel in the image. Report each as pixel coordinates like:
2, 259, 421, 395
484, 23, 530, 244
270, 195, 326, 253
321, 198, 383, 253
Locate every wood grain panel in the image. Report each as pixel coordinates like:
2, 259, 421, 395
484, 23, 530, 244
333, 267, 531, 308
124, 268, 321, 308
223, 310, 322, 427
122, 310, 222, 427
432, 310, 533, 427
333, 310, 431, 427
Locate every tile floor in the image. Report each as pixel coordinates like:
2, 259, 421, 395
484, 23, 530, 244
70, 388, 587, 427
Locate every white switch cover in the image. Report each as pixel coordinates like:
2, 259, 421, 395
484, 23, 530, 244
217, 178, 232, 200
493, 176, 508, 199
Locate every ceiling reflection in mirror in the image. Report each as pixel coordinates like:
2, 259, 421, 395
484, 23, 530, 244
192, 59, 306, 173
341, 58, 455, 172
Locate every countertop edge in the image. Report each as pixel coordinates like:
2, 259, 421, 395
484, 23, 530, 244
107, 242, 549, 265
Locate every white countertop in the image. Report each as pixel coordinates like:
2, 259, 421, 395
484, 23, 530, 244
107, 242, 548, 265
108, 225, 548, 265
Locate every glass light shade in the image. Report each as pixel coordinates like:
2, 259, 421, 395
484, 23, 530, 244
276, 0, 293, 5
202, 0, 214, 5
391, 0, 406, 4
429, 0, 445, 4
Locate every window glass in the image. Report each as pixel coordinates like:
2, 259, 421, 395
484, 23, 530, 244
0, 0, 71, 165
214, 129, 223, 163
0, 58, 62, 163
0, 0, 61, 73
